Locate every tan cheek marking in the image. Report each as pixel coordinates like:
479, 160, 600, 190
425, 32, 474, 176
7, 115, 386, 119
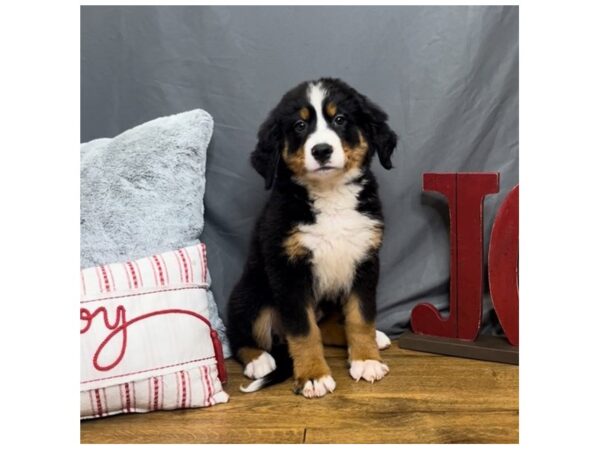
343, 132, 369, 170
283, 227, 309, 262
287, 308, 331, 388
237, 346, 266, 365
299, 107, 310, 121
325, 102, 337, 118
252, 307, 274, 350
282, 143, 306, 177
344, 293, 381, 361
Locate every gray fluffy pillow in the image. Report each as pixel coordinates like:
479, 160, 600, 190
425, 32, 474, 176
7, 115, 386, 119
80, 109, 230, 357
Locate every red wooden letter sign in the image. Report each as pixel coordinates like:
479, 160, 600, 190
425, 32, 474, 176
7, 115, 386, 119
411, 173, 499, 340
488, 185, 519, 345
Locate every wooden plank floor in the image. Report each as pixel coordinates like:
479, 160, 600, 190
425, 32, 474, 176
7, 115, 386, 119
80, 341, 518, 443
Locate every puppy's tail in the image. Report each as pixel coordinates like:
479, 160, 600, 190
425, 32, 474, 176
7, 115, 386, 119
239, 344, 293, 393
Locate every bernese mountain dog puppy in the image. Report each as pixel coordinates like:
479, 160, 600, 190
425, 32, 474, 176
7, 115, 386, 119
227, 78, 397, 399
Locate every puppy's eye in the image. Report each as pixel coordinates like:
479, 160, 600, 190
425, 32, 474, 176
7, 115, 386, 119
333, 115, 346, 126
294, 120, 307, 133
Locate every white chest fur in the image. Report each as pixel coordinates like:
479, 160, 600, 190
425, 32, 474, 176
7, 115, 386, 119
297, 180, 381, 298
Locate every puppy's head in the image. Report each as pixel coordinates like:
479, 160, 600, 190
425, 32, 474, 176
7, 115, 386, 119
251, 78, 397, 189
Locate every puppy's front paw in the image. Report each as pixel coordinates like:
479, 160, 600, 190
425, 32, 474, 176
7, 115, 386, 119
243, 352, 276, 379
294, 375, 336, 399
349, 360, 389, 383
375, 330, 392, 350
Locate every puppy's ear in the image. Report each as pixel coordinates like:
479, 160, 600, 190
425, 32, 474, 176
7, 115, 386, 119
359, 96, 397, 170
251, 112, 283, 189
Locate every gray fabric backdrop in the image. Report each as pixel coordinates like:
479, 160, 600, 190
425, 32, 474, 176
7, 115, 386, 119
81, 5, 518, 337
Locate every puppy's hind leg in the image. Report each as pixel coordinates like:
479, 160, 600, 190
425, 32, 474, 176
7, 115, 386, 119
238, 307, 277, 379
375, 330, 392, 350
318, 311, 347, 347
226, 265, 277, 380
238, 347, 276, 379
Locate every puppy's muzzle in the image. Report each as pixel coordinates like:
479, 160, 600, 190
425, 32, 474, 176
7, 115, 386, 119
311, 144, 333, 165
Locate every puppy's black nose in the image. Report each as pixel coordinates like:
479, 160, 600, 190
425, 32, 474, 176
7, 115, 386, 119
311, 144, 333, 164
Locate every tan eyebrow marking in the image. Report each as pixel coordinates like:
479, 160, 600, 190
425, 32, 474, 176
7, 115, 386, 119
325, 102, 337, 118
299, 107, 310, 120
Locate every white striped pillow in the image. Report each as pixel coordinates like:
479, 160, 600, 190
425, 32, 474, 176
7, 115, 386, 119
80, 243, 229, 419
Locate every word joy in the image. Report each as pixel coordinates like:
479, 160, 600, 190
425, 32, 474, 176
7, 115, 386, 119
411, 173, 518, 345
80, 305, 207, 371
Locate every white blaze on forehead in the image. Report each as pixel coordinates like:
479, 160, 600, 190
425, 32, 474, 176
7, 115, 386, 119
308, 82, 328, 131
304, 82, 345, 172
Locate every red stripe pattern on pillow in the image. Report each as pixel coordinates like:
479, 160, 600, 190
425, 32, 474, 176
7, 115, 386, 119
80, 244, 228, 419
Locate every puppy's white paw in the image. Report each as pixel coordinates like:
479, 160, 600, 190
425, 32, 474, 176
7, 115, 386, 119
349, 360, 389, 383
243, 352, 276, 379
301, 375, 336, 399
375, 330, 392, 350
